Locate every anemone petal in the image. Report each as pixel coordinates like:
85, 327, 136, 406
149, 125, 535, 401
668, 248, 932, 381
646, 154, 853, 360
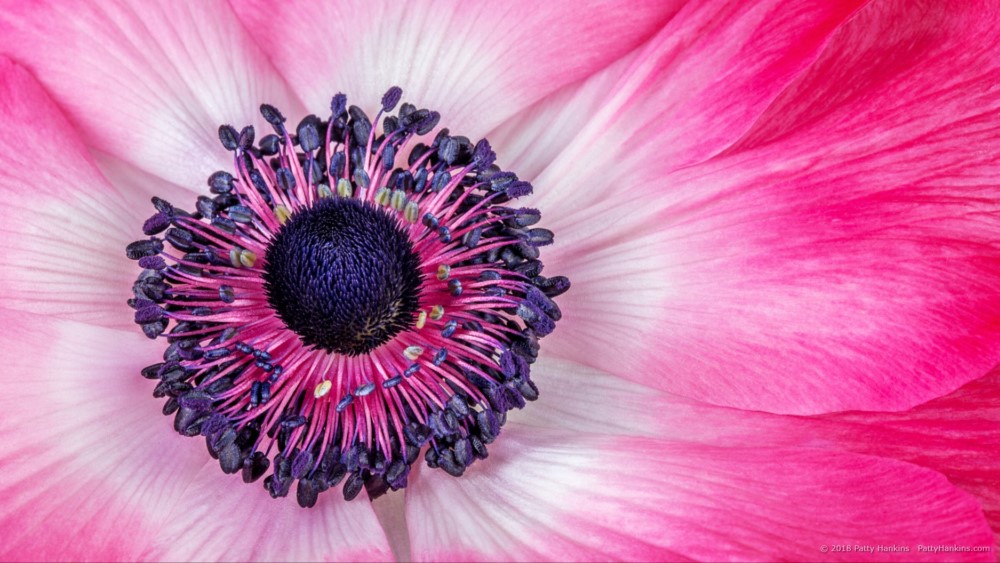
229, 0, 687, 138
818, 369, 1000, 548
529, 0, 867, 217
0, 0, 304, 190
0, 309, 394, 561
143, 464, 393, 562
487, 51, 641, 182
0, 312, 207, 561
531, 0, 1000, 415
517, 357, 1000, 545
0, 58, 138, 330
406, 424, 994, 561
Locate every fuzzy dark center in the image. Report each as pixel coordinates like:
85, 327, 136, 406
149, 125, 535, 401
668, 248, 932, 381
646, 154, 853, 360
263, 197, 422, 355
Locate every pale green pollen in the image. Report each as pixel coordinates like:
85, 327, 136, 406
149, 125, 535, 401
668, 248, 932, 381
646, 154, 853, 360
436, 264, 451, 281
314, 380, 333, 399
429, 304, 444, 320
275, 205, 291, 225
404, 201, 419, 223
239, 249, 258, 268
229, 247, 257, 268
404, 345, 424, 360
336, 178, 352, 198
390, 189, 407, 211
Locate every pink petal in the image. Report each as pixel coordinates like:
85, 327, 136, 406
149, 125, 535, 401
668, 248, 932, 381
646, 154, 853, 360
539, 0, 1000, 414
0, 0, 303, 189
507, 356, 702, 437
490, 0, 864, 213
730, 0, 1000, 153
0, 58, 139, 330
518, 358, 1000, 548
531, 0, 866, 218
0, 309, 393, 561
143, 465, 393, 562
487, 50, 641, 182
0, 311, 207, 561
406, 424, 994, 561
230, 0, 685, 136
820, 370, 1000, 549
93, 150, 206, 213
512, 0, 868, 408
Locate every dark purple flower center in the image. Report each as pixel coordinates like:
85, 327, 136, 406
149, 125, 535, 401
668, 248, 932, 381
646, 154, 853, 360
263, 197, 422, 356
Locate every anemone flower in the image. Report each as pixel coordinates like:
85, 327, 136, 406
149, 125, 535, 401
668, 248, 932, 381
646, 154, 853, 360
1, 0, 999, 561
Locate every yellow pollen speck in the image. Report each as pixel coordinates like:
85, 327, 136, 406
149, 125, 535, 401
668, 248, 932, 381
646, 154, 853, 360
336, 178, 352, 198
374, 187, 390, 206
275, 205, 291, 225
416, 310, 427, 329
230, 248, 242, 268
390, 189, 407, 211
436, 264, 451, 281
314, 380, 333, 399
317, 183, 333, 198
430, 305, 444, 320
404, 201, 419, 223
239, 249, 257, 268
404, 346, 424, 360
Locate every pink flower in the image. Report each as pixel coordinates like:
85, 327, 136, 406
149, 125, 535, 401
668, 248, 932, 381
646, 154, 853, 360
1, 0, 998, 561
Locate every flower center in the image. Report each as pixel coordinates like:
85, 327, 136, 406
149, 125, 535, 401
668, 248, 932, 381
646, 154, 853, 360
124, 86, 569, 507
263, 198, 422, 355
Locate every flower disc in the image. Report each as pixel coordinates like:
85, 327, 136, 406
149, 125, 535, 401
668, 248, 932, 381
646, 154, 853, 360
125, 88, 568, 506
